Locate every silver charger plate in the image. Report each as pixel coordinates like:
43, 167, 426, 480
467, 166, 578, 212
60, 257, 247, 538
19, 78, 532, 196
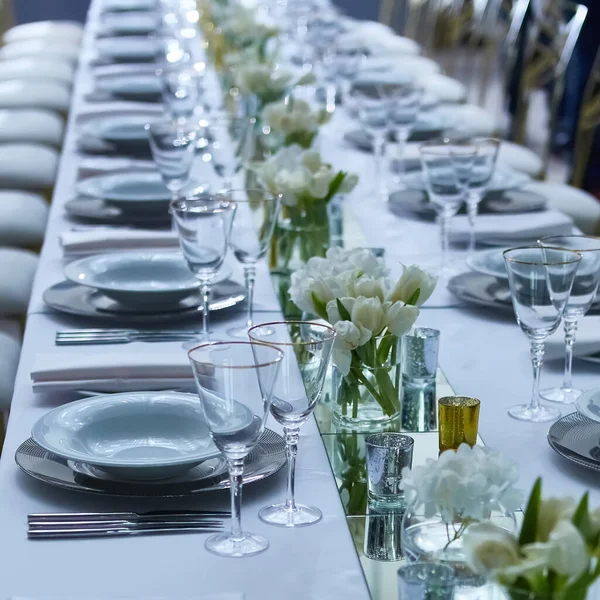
547, 412, 600, 473
65, 198, 170, 226
15, 429, 285, 497
43, 279, 245, 323
99, 11, 158, 36
388, 189, 546, 220
102, 0, 156, 12
96, 36, 156, 62
95, 72, 161, 102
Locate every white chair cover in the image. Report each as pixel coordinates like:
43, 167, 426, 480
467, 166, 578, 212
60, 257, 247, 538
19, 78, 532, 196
0, 191, 48, 248
0, 81, 70, 112
0, 144, 59, 189
0, 109, 64, 147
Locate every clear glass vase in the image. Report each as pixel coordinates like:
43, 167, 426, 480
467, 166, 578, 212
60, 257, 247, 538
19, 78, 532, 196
401, 506, 517, 582
332, 335, 402, 429
269, 199, 331, 275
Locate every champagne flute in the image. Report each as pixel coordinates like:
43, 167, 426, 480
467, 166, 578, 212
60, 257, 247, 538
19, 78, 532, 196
157, 63, 199, 123
170, 193, 235, 342
249, 321, 335, 527
538, 235, 600, 404
503, 246, 581, 422
188, 341, 283, 557
221, 189, 282, 338
146, 118, 197, 202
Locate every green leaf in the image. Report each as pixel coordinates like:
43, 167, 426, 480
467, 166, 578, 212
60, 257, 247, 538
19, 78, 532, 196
373, 368, 401, 416
324, 171, 346, 203
572, 492, 595, 545
406, 288, 421, 306
336, 298, 352, 322
310, 292, 328, 321
376, 333, 396, 365
519, 477, 542, 546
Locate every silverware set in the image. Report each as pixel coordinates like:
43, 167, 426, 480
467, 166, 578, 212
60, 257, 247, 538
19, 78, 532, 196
28, 510, 229, 539
56, 329, 202, 345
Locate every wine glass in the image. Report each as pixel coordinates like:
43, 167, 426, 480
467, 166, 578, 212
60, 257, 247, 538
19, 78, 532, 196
221, 189, 282, 338
248, 321, 336, 527
538, 235, 600, 404
188, 341, 283, 557
419, 139, 476, 276
465, 138, 501, 256
157, 64, 199, 123
390, 83, 423, 183
145, 119, 197, 201
170, 193, 235, 342
207, 115, 256, 192
503, 246, 581, 422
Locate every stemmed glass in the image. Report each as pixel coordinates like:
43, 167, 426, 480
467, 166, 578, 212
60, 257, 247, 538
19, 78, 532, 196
188, 341, 283, 556
248, 321, 336, 527
333, 43, 367, 106
170, 193, 235, 341
156, 63, 199, 123
465, 138, 501, 256
351, 83, 400, 201
146, 119, 197, 202
207, 115, 256, 191
419, 140, 476, 276
390, 83, 423, 183
538, 235, 600, 404
221, 189, 282, 338
503, 246, 581, 422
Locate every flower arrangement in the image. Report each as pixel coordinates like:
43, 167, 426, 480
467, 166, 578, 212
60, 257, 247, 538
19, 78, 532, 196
248, 146, 357, 270
289, 247, 436, 422
261, 98, 330, 149
464, 478, 600, 600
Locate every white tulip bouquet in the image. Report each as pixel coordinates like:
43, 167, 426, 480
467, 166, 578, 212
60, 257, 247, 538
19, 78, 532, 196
290, 247, 436, 421
248, 146, 358, 270
261, 98, 330, 149
465, 478, 600, 600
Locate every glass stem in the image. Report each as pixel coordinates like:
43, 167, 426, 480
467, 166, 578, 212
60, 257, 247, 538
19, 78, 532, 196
562, 317, 578, 392
529, 340, 545, 412
440, 209, 453, 272
201, 282, 211, 341
227, 457, 245, 542
395, 129, 408, 183
284, 426, 300, 512
244, 264, 256, 330
373, 135, 387, 200
466, 193, 480, 256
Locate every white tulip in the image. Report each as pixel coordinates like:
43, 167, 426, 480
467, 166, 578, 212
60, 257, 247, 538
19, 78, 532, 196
351, 296, 385, 336
387, 265, 438, 306
339, 172, 359, 193
326, 297, 356, 324
384, 302, 419, 337
332, 320, 371, 375
464, 522, 521, 579
350, 276, 387, 302
536, 497, 576, 542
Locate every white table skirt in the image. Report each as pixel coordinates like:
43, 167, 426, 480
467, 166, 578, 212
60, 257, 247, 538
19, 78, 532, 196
0, 0, 599, 597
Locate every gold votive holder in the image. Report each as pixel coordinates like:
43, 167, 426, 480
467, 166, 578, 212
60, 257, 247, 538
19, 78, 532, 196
438, 396, 480, 454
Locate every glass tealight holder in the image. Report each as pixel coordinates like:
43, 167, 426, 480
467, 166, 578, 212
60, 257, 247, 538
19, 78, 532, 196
398, 562, 456, 600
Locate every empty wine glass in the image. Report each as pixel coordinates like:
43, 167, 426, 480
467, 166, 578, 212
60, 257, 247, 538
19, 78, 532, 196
503, 246, 581, 422
170, 193, 235, 341
188, 341, 283, 557
538, 235, 600, 404
146, 119, 197, 201
207, 115, 256, 191
390, 83, 423, 182
333, 42, 367, 106
351, 83, 401, 201
157, 64, 199, 123
249, 321, 335, 527
220, 189, 282, 338
419, 139, 476, 276
465, 138, 501, 256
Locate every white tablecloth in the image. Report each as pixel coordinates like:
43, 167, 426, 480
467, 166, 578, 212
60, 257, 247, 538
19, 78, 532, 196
1, 0, 599, 597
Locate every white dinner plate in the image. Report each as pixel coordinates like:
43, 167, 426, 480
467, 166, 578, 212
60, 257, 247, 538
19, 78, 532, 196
402, 165, 531, 194
102, 0, 156, 12
79, 113, 160, 144
31, 392, 219, 481
576, 388, 600, 423
100, 11, 158, 36
63, 251, 205, 308
95, 72, 161, 100
466, 248, 508, 279
96, 36, 156, 62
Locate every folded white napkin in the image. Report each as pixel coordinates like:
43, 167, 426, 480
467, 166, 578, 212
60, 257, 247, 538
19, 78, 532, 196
31, 352, 195, 393
60, 229, 179, 255
545, 316, 600, 361
451, 210, 573, 244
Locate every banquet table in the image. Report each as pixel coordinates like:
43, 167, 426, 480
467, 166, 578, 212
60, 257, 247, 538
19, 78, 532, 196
0, 1, 599, 598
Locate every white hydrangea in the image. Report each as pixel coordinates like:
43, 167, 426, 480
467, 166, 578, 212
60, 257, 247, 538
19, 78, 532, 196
261, 98, 330, 138
402, 444, 524, 523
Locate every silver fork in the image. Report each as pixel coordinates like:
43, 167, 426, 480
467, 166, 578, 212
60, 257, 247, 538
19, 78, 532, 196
56, 329, 203, 345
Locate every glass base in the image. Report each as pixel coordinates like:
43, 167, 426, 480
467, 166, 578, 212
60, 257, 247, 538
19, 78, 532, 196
507, 403, 561, 422
205, 532, 269, 558
258, 503, 322, 528
540, 386, 582, 404
227, 324, 250, 338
